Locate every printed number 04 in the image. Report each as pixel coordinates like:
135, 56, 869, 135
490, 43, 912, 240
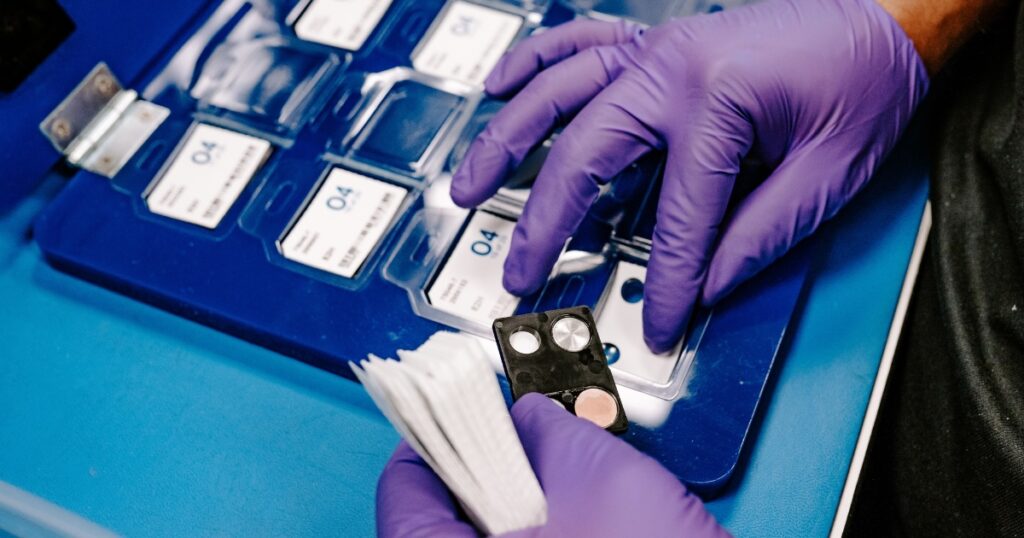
471, 229, 499, 256
450, 15, 476, 36
327, 186, 355, 211
191, 141, 219, 165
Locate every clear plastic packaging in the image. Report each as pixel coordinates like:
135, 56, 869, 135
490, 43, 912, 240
115, 0, 704, 398
560, 0, 761, 25
143, 122, 273, 231
190, 4, 345, 146
109, 119, 279, 240
561, 0, 686, 24
410, 0, 538, 87
385, 177, 705, 399
487, 0, 554, 17
388, 87, 702, 399
590, 253, 710, 400
447, 99, 554, 214
192, 39, 341, 145
240, 162, 421, 290
288, 0, 396, 52
325, 68, 481, 181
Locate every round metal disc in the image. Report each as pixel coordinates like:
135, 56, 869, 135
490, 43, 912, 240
551, 316, 591, 352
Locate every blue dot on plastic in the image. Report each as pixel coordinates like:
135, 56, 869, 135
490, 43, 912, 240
708, 4, 724, 12
620, 278, 644, 304
603, 343, 620, 365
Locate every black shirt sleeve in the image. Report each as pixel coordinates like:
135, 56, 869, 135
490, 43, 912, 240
847, 4, 1024, 536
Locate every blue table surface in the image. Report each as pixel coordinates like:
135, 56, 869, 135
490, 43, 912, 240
0, 135, 928, 536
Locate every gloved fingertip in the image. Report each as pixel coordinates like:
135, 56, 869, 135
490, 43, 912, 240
503, 249, 552, 295
502, 258, 545, 297
511, 392, 566, 418
502, 240, 547, 295
702, 250, 754, 306
389, 440, 420, 464
484, 57, 517, 98
448, 174, 480, 208
452, 136, 519, 207
699, 273, 726, 306
510, 393, 574, 437
643, 332, 678, 356
641, 301, 687, 354
701, 279, 739, 308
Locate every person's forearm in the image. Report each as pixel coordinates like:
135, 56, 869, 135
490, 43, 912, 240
877, 0, 1010, 74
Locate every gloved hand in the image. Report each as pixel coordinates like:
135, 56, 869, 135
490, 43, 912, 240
376, 393, 728, 537
450, 0, 928, 352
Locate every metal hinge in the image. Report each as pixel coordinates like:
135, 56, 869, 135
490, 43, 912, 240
40, 63, 169, 178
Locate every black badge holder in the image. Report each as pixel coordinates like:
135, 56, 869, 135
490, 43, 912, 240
494, 306, 629, 433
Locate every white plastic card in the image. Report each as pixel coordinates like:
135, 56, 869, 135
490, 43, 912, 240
280, 168, 407, 278
146, 124, 271, 229
598, 261, 683, 384
294, 0, 393, 51
428, 211, 519, 324
413, 0, 523, 86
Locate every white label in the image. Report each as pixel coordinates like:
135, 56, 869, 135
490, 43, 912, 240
146, 124, 271, 229
280, 169, 407, 278
598, 261, 683, 384
413, 1, 523, 86
294, 0, 393, 51
428, 212, 519, 324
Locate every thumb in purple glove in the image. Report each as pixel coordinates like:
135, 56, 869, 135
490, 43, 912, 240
376, 393, 729, 537
451, 0, 928, 353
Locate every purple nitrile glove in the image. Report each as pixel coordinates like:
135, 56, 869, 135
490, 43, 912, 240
377, 393, 728, 537
450, 1, 928, 353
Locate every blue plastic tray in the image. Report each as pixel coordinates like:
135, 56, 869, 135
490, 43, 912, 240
33, 0, 802, 495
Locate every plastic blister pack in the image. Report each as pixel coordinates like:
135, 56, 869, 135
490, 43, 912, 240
288, 0, 398, 52
326, 68, 480, 180
385, 204, 707, 400
97, 1, 350, 239
144, 122, 274, 230
494, 0, 554, 14
506, 243, 707, 400
240, 160, 420, 290
593, 257, 711, 400
190, 4, 346, 146
410, 0, 535, 86
367, 0, 547, 75
100, 117, 278, 240
30, 0, 812, 493
448, 99, 662, 250
430, 97, 697, 398
191, 40, 342, 144
561, 0, 760, 24
447, 99, 554, 213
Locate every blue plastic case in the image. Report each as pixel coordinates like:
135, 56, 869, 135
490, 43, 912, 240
31, 0, 804, 494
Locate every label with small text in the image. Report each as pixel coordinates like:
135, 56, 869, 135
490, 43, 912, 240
294, 0, 393, 51
280, 168, 407, 278
413, 1, 523, 86
428, 211, 519, 323
146, 124, 271, 229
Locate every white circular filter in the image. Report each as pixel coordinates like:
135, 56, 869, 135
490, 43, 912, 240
509, 329, 541, 354
551, 316, 591, 352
